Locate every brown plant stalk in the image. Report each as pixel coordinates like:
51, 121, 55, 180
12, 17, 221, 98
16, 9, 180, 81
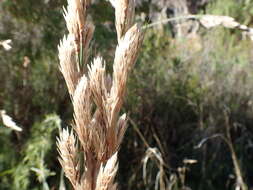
57, 0, 143, 189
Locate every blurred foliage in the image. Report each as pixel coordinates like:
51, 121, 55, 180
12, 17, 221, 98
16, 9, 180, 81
1, 0, 253, 190
0, 114, 60, 190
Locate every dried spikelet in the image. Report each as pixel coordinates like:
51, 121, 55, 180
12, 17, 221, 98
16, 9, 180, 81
57, 128, 80, 188
101, 114, 128, 161
64, 0, 87, 39
88, 57, 108, 114
58, 35, 80, 96
81, 21, 95, 66
95, 152, 118, 190
115, 113, 128, 148
72, 77, 105, 162
114, 0, 135, 40
89, 110, 108, 162
63, 0, 94, 62
88, 57, 109, 160
100, 113, 128, 162
109, 24, 143, 127
73, 75, 92, 148
200, 15, 239, 29
199, 15, 253, 41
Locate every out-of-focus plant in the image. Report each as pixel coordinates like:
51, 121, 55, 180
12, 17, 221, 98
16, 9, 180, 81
124, 5, 253, 188
10, 114, 60, 190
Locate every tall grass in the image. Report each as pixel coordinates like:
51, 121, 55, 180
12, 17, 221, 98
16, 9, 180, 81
57, 0, 143, 189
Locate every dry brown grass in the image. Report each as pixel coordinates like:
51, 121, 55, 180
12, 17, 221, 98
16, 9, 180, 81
57, 0, 143, 189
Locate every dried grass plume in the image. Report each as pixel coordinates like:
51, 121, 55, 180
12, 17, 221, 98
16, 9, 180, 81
57, 0, 143, 189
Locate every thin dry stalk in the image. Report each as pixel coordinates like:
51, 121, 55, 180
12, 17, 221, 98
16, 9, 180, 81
144, 14, 253, 41
57, 0, 143, 189
224, 112, 248, 190
195, 111, 248, 190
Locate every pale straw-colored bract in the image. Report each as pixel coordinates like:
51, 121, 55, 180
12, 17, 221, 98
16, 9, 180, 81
57, 0, 143, 189
57, 128, 80, 187
0, 39, 12, 51
0, 109, 22, 132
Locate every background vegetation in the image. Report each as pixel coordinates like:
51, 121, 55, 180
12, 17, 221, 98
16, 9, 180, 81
0, 0, 253, 189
